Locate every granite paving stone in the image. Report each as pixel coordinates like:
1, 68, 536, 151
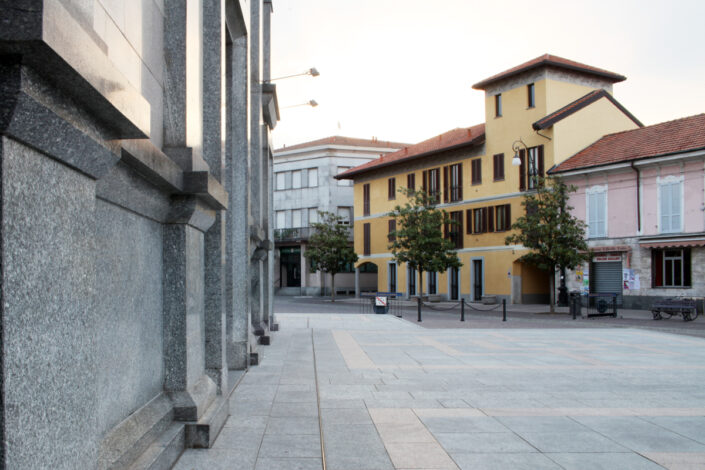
172, 313, 705, 469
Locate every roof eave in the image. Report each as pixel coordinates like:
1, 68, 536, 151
335, 135, 485, 180
473, 60, 626, 90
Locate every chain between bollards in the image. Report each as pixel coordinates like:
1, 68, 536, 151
461, 299, 465, 321
502, 299, 507, 322
417, 296, 422, 322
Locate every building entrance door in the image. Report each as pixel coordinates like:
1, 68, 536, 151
280, 247, 301, 287
473, 259, 483, 301
449, 267, 459, 300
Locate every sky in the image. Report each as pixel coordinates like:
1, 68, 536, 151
270, 0, 705, 149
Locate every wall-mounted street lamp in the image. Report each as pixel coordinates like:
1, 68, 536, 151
282, 99, 318, 109
511, 138, 539, 190
268, 67, 320, 82
511, 138, 528, 167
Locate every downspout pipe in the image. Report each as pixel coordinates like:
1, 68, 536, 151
631, 161, 641, 233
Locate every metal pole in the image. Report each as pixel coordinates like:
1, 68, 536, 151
572, 295, 577, 320
417, 296, 422, 322
502, 299, 507, 322
461, 299, 465, 322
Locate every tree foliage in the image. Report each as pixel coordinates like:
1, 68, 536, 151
388, 188, 462, 295
505, 176, 590, 310
305, 211, 358, 302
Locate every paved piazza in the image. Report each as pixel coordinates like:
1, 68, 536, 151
174, 314, 705, 469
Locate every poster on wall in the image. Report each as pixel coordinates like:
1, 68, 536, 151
623, 269, 639, 290
581, 272, 590, 294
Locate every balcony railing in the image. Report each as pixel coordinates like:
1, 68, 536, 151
274, 224, 353, 242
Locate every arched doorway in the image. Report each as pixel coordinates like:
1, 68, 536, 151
357, 262, 378, 294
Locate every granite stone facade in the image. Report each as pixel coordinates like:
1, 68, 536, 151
0, 0, 277, 468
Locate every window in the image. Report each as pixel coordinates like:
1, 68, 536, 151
527, 83, 535, 108
444, 163, 462, 202
652, 248, 691, 287
422, 168, 441, 203
407, 173, 415, 190
428, 272, 437, 295
292, 170, 302, 189
363, 223, 371, 255
307, 168, 318, 187
389, 263, 397, 292
388, 219, 396, 242
276, 210, 286, 229
337, 167, 351, 186
445, 211, 463, 248
388, 177, 396, 200
275, 172, 286, 190
586, 186, 607, 238
495, 204, 511, 232
518, 145, 544, 191
493, 153, 504, 181
292, 209, 302, 228
472, 207, 488, 234
495, 93, 502, 117
408, 267, 416, 296
659, 176, 683, 233
337, 207, 351, 224
308, 208, 319, 225
363, 183, 370, 216
471, 159, 481, 185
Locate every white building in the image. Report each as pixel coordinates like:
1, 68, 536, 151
274, 136, 406, 295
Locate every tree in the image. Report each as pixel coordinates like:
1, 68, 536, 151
305, 211, 358, 302
505, 176, 590, 312
388, 188, 462, 299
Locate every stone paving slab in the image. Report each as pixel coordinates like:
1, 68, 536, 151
173, 313, 705, 469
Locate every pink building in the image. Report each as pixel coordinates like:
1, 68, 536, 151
550, 114, 705, 309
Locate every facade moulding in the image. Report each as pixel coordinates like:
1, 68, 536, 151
0, 0, 150, 138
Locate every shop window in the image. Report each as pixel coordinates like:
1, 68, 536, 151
652, 248, 691, 287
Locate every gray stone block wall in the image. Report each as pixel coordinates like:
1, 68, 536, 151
1, 0, 275, 467
94, 197, 165, 436
2, 136, 99, 469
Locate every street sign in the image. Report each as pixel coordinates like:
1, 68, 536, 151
375, 296, 388, 307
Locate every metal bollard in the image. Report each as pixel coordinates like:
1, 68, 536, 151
572, 295, 577, 320
461, 299, 465, 322
502, 299, 507, 322
417, 296, 422, 322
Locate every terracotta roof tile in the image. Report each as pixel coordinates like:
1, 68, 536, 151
274, 136, 407, 153
550, 114, 705, 173
533, 89, 642, 130
336, 125, 485, 179
472, 54, 626, 90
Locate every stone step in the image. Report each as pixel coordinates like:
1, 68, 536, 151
98, 394, 174, 470
128, 423, 185, 470
184, 370, 246, 448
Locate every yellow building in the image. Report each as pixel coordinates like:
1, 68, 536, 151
337, 54, 643, 303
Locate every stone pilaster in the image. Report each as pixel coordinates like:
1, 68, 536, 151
225, 28, 253, 369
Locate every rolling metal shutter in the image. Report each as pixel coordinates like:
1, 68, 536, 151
591, 261, 623, 304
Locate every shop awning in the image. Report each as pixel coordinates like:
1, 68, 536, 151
640, 239, 705, 249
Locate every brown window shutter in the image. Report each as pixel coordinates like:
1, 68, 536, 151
493, 155, 497, 180
519, 149, 526, 191
422, 170, 428, 192
443, 166, 449, 203
457, 163, 463, 200
466, 209, 472, 234
363, 223, 370, 256
444, 221, 449, 239
488, 206, 495, 232
435, 170, 441, 199
506, 204, 511, 230
363, 184, 370, 216
458, 211, 464, 248
538, 145, 545, 184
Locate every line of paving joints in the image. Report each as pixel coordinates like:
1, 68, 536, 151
310, 329, 327, 470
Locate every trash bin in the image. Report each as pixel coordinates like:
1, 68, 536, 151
569, 291, 582, 318
373, 295, 389, 314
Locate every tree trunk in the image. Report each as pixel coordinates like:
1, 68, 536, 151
331, 273, 336, 302
418, 269, 424, 300
549, 269, 555, 313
